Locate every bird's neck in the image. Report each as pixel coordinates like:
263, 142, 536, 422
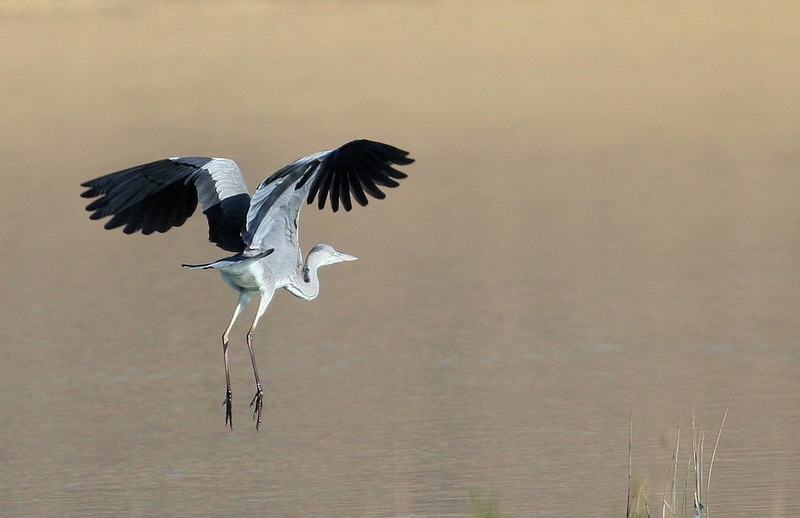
286, 260, 321, 301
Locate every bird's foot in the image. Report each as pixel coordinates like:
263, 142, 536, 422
250, 386, 264, 430
223, 389, 233, 430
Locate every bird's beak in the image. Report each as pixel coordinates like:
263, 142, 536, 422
338, 252, 357, 262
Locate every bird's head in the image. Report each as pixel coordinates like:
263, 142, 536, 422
306, 244, 357, 269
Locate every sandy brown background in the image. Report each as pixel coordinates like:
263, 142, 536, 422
1, 1, 799, 516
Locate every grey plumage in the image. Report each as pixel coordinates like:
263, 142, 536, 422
82, 139, 413, 429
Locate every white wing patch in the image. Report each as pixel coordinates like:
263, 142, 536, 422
188, 158, 249, 210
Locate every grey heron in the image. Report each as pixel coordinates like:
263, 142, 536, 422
81, 139, 413, 429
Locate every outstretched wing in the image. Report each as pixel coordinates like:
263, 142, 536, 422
242, 139, 414, 253
81, 157, 251, 252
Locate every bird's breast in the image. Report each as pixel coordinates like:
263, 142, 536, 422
217, 249, 299, 292
219, 267, 261, 292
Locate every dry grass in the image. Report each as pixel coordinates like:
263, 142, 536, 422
627, 400, 730, 518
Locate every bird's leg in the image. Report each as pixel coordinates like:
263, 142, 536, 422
246, 330, 263, 430
221, 291, 252, 430
246, 290, 274, 430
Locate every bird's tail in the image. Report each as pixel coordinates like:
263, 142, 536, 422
182, 248, 274, 270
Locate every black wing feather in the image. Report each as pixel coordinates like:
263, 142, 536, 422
357, 171, 387, 200
307, 139, 413, 212
81, 158, 250, 252
313, 164, 336, 211
347, 167, 369, 207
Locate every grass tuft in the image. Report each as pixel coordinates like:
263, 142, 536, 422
627, 399, 730, 518
469, 488, 507, 518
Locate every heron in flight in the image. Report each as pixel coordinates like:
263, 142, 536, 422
81, 139, 413, 429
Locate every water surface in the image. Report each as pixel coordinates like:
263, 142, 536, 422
1, 2, 798, 516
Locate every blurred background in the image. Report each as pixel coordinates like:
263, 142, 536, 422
1, 1, 799, 516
